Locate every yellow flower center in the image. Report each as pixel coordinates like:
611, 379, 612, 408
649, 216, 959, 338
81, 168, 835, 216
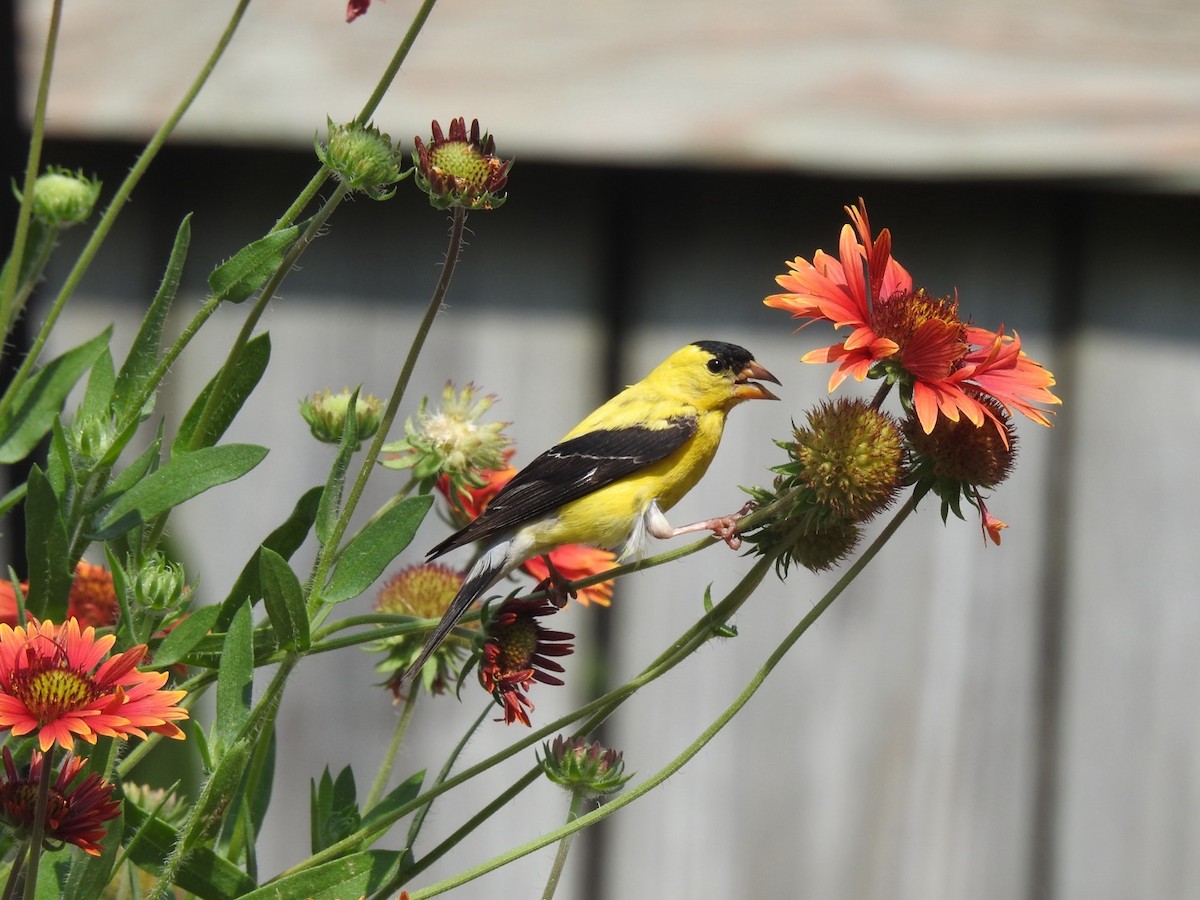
429, 142, 491, 190
494, 619, 538, 674
13, 665, 95, 722
377, 565, 464, 620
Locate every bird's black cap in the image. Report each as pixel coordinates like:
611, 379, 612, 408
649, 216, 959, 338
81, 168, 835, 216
691, 340, 755, 372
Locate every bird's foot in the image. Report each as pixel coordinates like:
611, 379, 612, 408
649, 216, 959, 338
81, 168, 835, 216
707, 501, 756, 551
535, 554, 577, 608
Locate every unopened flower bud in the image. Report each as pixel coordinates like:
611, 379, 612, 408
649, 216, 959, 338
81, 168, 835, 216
538, 735, 632, 798
134, 555, 187, 611
316, 120, 405, 199
30, 167, 101, 227
791, 519, 862, 572
300, 388, 384, 447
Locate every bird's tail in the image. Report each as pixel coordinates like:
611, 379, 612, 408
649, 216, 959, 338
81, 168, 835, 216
399, 542, 512, 689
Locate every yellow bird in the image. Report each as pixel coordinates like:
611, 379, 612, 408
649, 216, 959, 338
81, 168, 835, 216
402, 340, 780, 686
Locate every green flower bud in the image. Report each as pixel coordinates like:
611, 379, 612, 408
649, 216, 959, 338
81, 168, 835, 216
300, 388, 384, 447
134, 555, 188, 611
538, 735, 632, 799
315, 119, 406, 199
30, 167, 101, 227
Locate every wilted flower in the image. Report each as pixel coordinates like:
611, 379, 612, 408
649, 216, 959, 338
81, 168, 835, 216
345, 0, 370, 21
412, 118, 511, 210
382, 383, 511, 494
904, 393, 1019, 544
479, 598, 573, 727
790, 398, 905, 522
30, 167, 101, 227
0, 617, 189, 751
300, 387, 384, 447
316, 119, 405, 199
765, 199, 1060, 444
538, 735, 633, 799
371, 564, 471, 696
0, 747, 121, 856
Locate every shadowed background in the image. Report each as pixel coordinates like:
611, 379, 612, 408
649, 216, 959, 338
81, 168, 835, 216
4, 1, 1200, 898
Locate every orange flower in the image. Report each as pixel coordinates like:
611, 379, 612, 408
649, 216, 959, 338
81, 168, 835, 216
765, 200, 1060, 443
523, 545, 617, 608
0, 747, 120, 856
0, 617, 188, 752
0, 561, 119, 629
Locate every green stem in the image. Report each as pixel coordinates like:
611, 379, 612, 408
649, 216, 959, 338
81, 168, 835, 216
309, 207, 468, 617
176, 180, 352, 457
405, 702, 492, 850
270, 0, 438, 233
0, 0, 61, 346
405, 494, 919, 897
541, 791, 586, 900
22, 745, 57, 900
364, 689, 419, 812
1, 841, 27, 900
0, 0, 252, 424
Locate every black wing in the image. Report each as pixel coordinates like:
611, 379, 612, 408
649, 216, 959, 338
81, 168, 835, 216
428, 415, 697, 557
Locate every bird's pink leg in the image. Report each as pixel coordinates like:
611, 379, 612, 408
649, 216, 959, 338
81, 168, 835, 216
535, 554, 577, 608
644, 501, 756, 551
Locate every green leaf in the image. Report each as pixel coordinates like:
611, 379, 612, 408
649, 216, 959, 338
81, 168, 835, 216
259, 547, 310, 651
0, 481, 26, 519
87, 432, 163, 513
0, 328, 110, 463
310, 765, 361, 854
207, 223, 302, 304
44, 417, 74, 498
173, 332, 270, 452
315, 388, 360, 547
80, 346, 115, 422
123, 801, 257, 899
91, 443, 268, 539
152, 603, 222, 669
321, 495, 433, 603
112, 214, 192, 420
62, 801, 123, 900
219, 485, 321, 630
23, 466, 71, 620
361, 768, 425, 833
238, 851, 404, 900
213, 600, 253, 758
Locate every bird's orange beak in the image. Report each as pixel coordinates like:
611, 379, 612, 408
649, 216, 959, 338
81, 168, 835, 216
733, 359, 781, 401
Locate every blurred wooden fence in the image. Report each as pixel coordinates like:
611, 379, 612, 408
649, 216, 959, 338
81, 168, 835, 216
19, 148, 1200, 899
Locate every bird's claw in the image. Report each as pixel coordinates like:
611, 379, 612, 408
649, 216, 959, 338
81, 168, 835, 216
710, 502, 756, 551
536, 555, 576, 608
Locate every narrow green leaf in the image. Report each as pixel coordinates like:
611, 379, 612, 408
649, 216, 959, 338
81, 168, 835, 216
310, 765, 361, 854
219, 485, 321, 630
44, 417, 74, 498
239, 851, 403, 900
0, 481, 26, 519
152, 604, 222, 669
87, 433, 163, 513
361, 768, 425, 832
23, 466, 71, 620
0, 328, 110, 463
79, 346, 115, 422
173, 332, 271, 452
315, 389, 360, 547
321, 495, 433, 603
91, 443, 268, 539
259, 547, 310, 651
123, 801, 257, 899
207, 223, 301, 304
112, 214, 192, 419
213, 600, 253, 758
62, 802, 123, 899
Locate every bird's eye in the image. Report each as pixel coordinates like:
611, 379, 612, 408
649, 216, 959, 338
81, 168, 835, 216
706, 358, 725, 374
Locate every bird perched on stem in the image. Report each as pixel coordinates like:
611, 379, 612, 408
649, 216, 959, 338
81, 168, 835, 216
401, 340, 780, 687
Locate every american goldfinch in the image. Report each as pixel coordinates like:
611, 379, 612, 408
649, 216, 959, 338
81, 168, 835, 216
402, 340, 780, 686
